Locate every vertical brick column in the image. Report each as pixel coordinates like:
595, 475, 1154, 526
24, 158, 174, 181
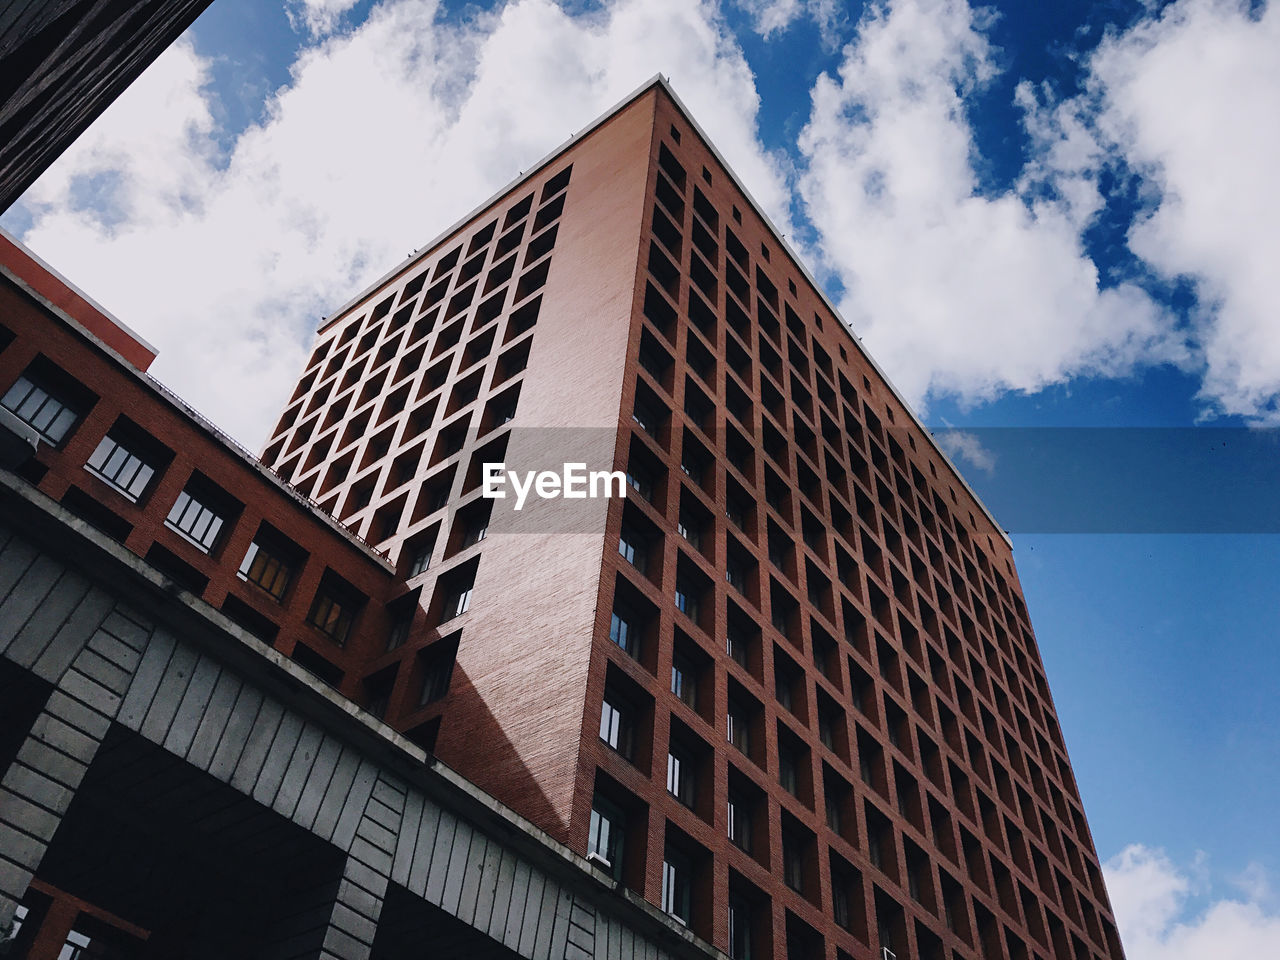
0, 606, 148, 926
321, 773, 406, 960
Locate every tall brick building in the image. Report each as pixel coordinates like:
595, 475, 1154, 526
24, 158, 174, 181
260, 78, 1126, 960
0, 77, 1125, 960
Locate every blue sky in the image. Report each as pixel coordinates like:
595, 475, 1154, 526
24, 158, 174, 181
4, 1, 1279, 955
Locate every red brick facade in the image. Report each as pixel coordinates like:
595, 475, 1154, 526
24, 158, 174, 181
0, 78, 1125, 960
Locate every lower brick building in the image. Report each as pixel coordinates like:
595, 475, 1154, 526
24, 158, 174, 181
0, 76, 1126, 960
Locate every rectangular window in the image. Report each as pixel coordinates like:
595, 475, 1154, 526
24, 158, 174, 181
779, 750, 798, 797
238, 539, 296, 601
726, 562, 747, 593
420, 646, 456, 704
727, 793, 751, 852
588, 798, 624, 879
727, 702, 750, 754
671, 654, 696, 708
609, 610, 634, 656
307, 572, 363, 647
461, 515, 488, 547
783, 833, 804, 892
387, 614, 411, 651
618, 527, 646, 572
667, 749, 694, 806
165, 477, 237, 553
1, 373, 80, 444
826, 792, 842, 833
85, 434, 156, 501
661, 851, 691, 925
599, 695, 632, 758
677, 512, 699, 548
408, 544, 431, 577
728, 895, 752, 960
626, 468, 652, 501
674, 581, 698, 621
727, 629, 749, 668
775, 673, 793, 711
308, 591, 355, 645
832, 874, 851, 930
441, 584, 472, 621
819, 711, 836, 750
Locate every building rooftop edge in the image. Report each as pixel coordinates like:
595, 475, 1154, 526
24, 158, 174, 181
314, 74, 672, 336
649, 81, 1014, 550
309, 75, 1014, 549
0, 225, 158, 366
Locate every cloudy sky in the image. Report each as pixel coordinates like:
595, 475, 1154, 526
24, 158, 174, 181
4, 0, 1279, 955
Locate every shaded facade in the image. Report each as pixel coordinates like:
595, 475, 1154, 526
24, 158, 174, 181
0, 0, 213, 213
261, 79, 1126, 960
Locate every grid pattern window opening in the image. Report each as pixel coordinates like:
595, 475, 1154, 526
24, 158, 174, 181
238, 541, 293, 600
661, 852, 692, 925
599, 697, 631, 756
671, 655, 696, 707
609, 611, 634, 655
86, 434, 155, 501
166, 489, 226, 553
728, 794, 751, 852
588, 801, 623, 878
667, 749, 693, 805
1, 374, 79, 444
309, 591, 356, 645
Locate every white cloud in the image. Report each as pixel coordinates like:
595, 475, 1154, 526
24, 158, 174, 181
1105, 845, 1280, 960
8, 0, 787, 448
732, 0, 846, 45
288, 0, 361, 36
797, 0, 1186, 414
1076, 0, 1280, 422
934, 428, 995, 473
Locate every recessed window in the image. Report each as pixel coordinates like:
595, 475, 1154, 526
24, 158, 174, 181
676, 510, 697, 547
419, 634, 458, 704
387, 611, 411, 651
85, 421, 169, 501
402, 525, 438, 579
433, 560, 478, 625
782, 829, 805, 892
165, 474, 239, 554
441, 583, 472, 621
728, 894, 752, 960
385, 590, 419, 651
307, 573, 364, 646
779, 747, 799, 797
727, 791, 751, 852
727, 624, 750, 669
588, 796, 625, 880
661, 848, 692, 925
609, 607, 637, 658
447, 500, 491, 556
667, 746, 694, 807
1, 362, 93, 445
599, 693, 633, 758
671, 652, 697, 708
727, 699, 751, 755
673, 579, 698, 621
618, 524, 650, 573
237, 527, 303, 601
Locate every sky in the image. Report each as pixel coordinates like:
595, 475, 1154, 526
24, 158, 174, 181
4, 0, 1279, 955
